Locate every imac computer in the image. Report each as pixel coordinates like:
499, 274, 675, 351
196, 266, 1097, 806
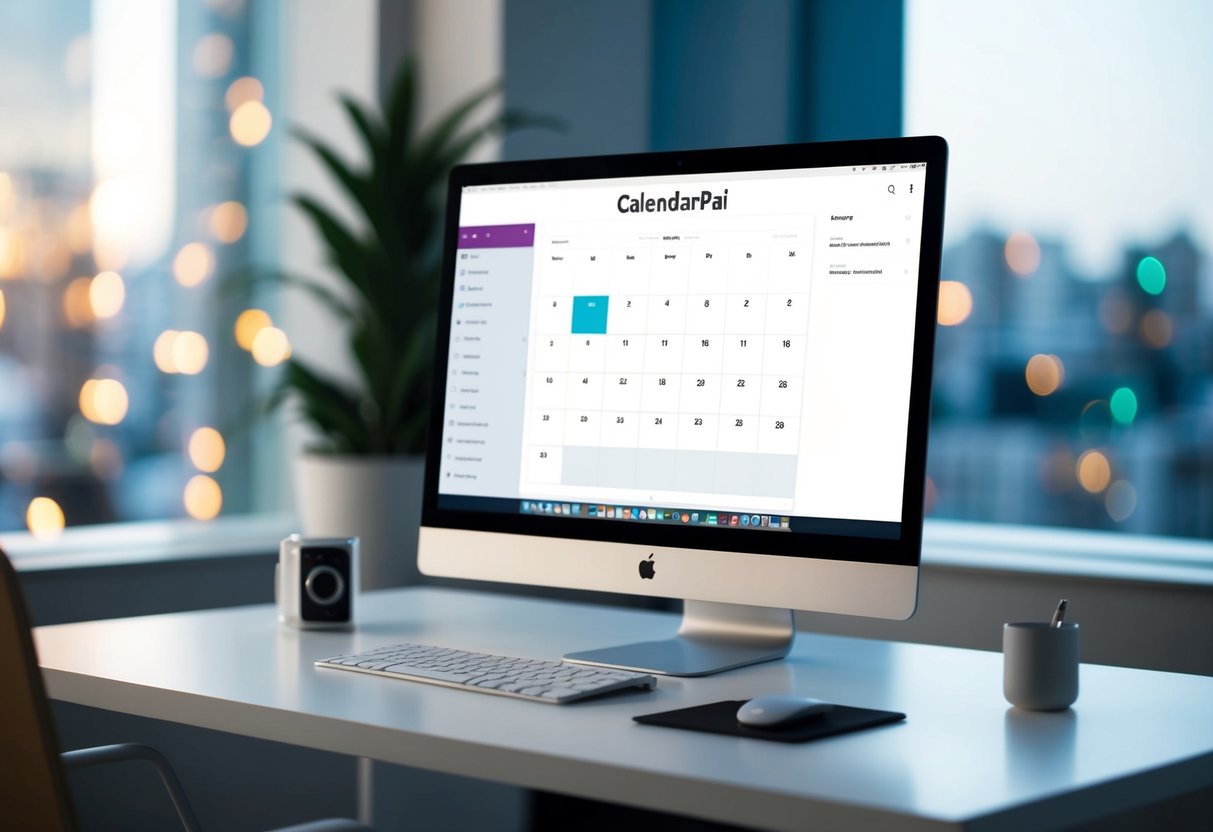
419, 136, 948, 676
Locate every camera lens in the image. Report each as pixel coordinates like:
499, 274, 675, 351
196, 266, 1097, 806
304, 564, 345, 606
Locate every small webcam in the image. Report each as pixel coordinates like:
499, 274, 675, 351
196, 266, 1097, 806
275, 535, 358, 629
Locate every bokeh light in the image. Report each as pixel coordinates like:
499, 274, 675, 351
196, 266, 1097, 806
188, 427, 226, 473
1109, 387, 1138, 425
1039, 446, 1076, 495
0, 171, 14, 220
1105, 480, 1137, 522
171, 331, 209, 375
89, 437, 123, 481
0, 226, 28, 278
91, 239, 129, 273
26, 497, 65, 539
1097, 289, 1132, 335
184, 474, 223, 520
64, 277, 96, 327
209, 201, 247, 243
937, 280, 972, 326
251, 326, 291, 366
1024, 353, 1064, 396
234, 308, 272, 350
230, 100, 272, 147
88, 178, 137, 271
224, 76, 264, 111
1004, 231, 1040, 276
1135, 256, 1166, 296
1076, 449, 1112, 493
150, 328, 207, 377
79, 378, 129, 426
192, 33, 234, 78
42, 243, 71, 281
1079, 399, 1113, 442
89, 270, 125, 318
1139, 310, 1173, 348
173, 242, 214, 287
154, 330, 180, 373
66, 203, 92, 253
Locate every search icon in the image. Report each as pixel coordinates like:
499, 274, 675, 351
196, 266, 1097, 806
888, 184, 896, 195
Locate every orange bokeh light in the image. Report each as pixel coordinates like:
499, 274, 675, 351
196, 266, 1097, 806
225, 76, 264, 112
1025, 354, 1064, 396
251, 326, 291, 366
937, 280, 973, 326
173, 242, 214, 287
1140, 310, 1173, 348
1076, 449, 1112, 493
1005, 231, 1041, 277
209, 201, 248, 244
26, 496, 65, 539
230, 100, 272, 147
184, 475, 223, 520
234, 308, 272, 351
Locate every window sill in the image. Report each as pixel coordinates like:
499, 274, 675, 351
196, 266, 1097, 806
922, 520, 1213, 588
4, 514, 1211, 589
2, 513, 297, 573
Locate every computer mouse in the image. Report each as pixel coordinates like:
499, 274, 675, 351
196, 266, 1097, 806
736, 694, 834, 728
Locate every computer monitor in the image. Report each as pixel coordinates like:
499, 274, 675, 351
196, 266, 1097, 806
419, 136, 948, 676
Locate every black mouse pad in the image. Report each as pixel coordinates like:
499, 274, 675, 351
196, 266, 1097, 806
634, 700, 905, 743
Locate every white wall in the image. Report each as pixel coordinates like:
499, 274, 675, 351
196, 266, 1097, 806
276, 0, 379, 389
409, 0, 503, 162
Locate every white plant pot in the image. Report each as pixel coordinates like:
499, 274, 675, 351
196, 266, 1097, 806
294, 454, 426, 590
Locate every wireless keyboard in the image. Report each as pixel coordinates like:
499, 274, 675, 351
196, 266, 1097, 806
316, 642, 657, 704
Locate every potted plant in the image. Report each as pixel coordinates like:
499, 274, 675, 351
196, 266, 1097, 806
260, 61, 551, 588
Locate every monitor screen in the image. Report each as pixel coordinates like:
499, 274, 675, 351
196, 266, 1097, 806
420, 137, 947, 666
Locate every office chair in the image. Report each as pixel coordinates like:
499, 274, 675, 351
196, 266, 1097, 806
0, 544, 370, 832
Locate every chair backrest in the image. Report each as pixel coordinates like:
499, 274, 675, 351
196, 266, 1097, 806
0, 544, 77, 831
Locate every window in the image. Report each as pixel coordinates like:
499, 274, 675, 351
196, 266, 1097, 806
0, 0, 279, 537
907, 0, 1213, 539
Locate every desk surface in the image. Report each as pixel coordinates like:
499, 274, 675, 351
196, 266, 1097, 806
35, 587, 1213, 832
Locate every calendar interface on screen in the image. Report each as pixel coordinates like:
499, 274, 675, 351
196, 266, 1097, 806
439, 163, 928, 536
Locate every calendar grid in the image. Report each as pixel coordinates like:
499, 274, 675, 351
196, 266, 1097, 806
521, 227, 815, 501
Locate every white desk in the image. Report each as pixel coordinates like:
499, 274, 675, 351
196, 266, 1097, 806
35, 587, 1213, 831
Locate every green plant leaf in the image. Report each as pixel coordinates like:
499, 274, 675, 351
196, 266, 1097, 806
408, 79, 501, 171
291, 128, 392, 250
384, 317, 434, 446
385, 61, 418, 173
290, 194, 372, 296
259, 57, 559, 457
280, 359, 370, 454
338, 93, 388, 175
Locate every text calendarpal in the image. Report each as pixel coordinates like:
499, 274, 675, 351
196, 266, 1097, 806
522, 224, 816, 492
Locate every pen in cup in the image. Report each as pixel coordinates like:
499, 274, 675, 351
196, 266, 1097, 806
1050, 598, 1068, 628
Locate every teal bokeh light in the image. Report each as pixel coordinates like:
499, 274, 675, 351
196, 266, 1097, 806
1136, 256, 1166, 295
1110, 387, 1138, 424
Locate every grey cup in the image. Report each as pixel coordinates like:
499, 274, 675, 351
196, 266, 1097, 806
1003, 622, 1079, 710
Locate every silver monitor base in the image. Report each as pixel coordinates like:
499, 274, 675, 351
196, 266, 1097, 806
563, 600, 795, 677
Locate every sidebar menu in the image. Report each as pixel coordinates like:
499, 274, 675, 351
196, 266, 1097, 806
439, 223, 536, 498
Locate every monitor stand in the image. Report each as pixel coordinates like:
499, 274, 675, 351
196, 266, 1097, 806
563, 601, 795, 677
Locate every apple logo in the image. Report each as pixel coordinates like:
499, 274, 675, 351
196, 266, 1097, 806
638, 553, 656, 579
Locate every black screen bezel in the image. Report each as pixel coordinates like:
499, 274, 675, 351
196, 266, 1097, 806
421, 136, 947, 568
